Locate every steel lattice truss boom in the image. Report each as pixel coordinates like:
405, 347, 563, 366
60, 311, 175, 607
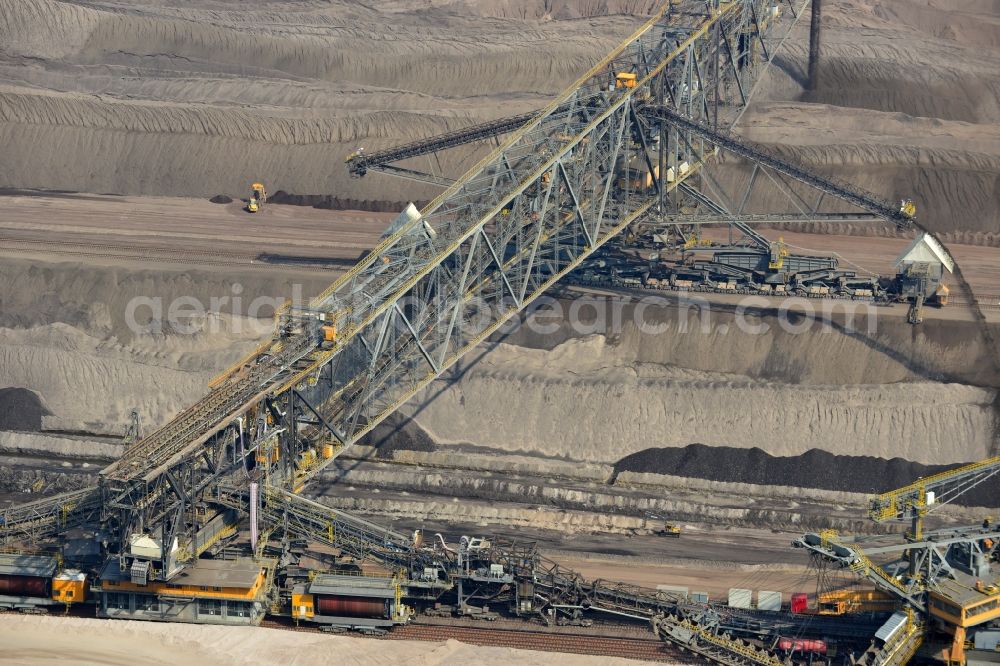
347, 112, 537, 179
643, 105, 918, 230
253, 487, 419, 569
0, 488, 101, 546
795, 525, 1000, 611
94, 333, 334, 570
0, 0, 807, 571
349, 102, 899, 229
371, 98, 921, 235
294, 0, 796, 474
5, 0, 808, 562
1, 4, 822, 662
104, 333, 317, 483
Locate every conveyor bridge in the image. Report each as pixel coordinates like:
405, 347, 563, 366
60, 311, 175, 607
1, 2, 927, 663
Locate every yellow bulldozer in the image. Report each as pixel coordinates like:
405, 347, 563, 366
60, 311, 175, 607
646, 512, 682, 537
247, 182, 267, 213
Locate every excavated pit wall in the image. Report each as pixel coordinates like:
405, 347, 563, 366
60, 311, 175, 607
0, 431, 121, 460
0, 430, 992, 536
0, 1, 996, 239
0, 0, 639, 199
0, 259, 334, 341
0, 259, 333, 432
494, 296, 1000, 386
315, 448, 991, 535
403, 301, 999, 466
2, 255, 997, 457
324, 467, 859, 533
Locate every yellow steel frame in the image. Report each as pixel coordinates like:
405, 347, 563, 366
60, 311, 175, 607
869, 456, 1000, 523
101, 566, 268, 601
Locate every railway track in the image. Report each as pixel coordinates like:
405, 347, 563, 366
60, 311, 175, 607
574, 277, 1000, 315
949, 296, 1000, 312
7, 606, 700, 662
260, 615, 703, 663
388, 622, 698, 663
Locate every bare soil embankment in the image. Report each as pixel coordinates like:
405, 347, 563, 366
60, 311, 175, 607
2, 255, 996, 462
0, 256, 334, 433
410, 345, 994, 464
0, 1, 996, 240
0, 0, 644, 201
404, 302, 999, 467
737, 0, 1000, 237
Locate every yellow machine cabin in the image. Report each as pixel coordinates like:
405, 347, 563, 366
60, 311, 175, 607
318, 324, 338, 350
292, 591, 315, 619
615, 72, 638, 89
0, 553, 87, 609
247, 182, 267, 213
899, 198, 917, 219
936, 283, 950, 306
51, 571, 88, 605
818, 589, 899, 615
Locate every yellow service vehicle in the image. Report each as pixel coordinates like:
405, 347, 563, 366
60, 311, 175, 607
646, 512, 681, 537
247, 182, 267, 213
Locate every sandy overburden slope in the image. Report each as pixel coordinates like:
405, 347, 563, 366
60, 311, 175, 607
407, 335, 996, 465
739, 0, 1000, 237
0, 0, 996, 235
0, 0, 642, 198
0, 256, 337, 432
